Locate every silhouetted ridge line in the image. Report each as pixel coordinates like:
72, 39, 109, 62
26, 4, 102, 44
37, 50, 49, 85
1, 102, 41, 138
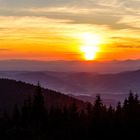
0, 78, 85, 112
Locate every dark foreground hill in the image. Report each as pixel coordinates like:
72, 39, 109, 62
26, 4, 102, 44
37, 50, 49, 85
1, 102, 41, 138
0, 79, 85, 112
0, 79, 140, 139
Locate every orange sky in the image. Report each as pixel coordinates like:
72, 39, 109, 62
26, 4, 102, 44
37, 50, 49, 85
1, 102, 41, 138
0, 0, 140, 61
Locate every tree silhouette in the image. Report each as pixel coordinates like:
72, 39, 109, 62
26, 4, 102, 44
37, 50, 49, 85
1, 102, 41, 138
93, 95, 104, 120
1, 89, 140, 139
32, 82, 46, 117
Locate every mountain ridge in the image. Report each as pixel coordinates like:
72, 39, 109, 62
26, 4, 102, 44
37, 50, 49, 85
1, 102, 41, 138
0, 59, 140, 73
1, 69, 140, 105
0, 78, 85, 112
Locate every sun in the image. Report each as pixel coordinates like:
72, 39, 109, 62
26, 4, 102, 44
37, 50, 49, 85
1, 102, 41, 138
81, 46, 99, 60
79, 33, 101, 60
85, 51, 96, 60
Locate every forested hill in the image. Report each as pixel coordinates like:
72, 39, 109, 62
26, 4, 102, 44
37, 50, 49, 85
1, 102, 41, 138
0, 79, 140, 139
0, 79, 85, 111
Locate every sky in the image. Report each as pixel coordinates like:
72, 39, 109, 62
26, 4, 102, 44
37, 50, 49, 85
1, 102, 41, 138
0, 0, 140, 61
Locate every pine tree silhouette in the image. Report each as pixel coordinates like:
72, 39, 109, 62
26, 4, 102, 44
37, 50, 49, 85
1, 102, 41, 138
93, 95, 103, 119
32, 82, 45, 117
1, 88, 140, 139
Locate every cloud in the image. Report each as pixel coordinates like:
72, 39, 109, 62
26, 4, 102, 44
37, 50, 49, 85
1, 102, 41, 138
0, 48, 11, 51
118, 16, 140, 29
0, 0, 139, 61
0, 7, 130, 30
0, 0, 139, 31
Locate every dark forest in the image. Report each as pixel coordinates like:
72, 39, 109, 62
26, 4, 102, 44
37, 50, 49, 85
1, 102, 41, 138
0, 82, 139, 140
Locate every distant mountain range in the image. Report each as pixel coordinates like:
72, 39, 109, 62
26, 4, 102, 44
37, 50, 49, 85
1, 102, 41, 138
0, 59, 140, 73
1, 69, 140, 105
0, 79, 85, 112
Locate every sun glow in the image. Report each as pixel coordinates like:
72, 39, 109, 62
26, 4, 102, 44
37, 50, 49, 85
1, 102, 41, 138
80, 33, 101, 60
81, 33, 100, 46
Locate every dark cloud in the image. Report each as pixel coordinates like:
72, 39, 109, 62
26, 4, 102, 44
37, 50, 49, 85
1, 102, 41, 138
0, 48, 11, 51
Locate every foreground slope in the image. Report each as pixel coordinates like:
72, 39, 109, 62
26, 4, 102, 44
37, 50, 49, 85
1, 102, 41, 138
0, 79, 85, 111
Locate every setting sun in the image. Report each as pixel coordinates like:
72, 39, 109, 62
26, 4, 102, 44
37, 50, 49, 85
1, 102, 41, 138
84, 51, 96, 60
81, 46, 99, 60
79, 33, 101, 60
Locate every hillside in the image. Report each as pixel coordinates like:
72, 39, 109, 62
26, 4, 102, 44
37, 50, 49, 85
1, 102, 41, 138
0, 79, 85, 111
